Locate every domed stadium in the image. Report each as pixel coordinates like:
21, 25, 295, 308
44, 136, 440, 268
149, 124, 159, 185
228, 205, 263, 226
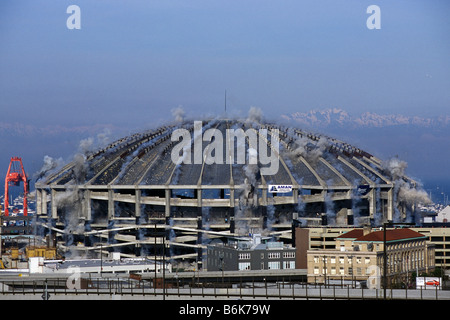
34, 117, 428, 266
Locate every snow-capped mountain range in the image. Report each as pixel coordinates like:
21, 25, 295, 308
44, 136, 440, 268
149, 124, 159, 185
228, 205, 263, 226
282, 108, 450, 129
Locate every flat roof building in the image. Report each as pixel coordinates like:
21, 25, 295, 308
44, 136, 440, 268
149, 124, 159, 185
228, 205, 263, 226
207, 234, 296, 272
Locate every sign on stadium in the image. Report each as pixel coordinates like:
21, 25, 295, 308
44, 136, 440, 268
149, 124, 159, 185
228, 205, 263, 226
268, 185, 293, 193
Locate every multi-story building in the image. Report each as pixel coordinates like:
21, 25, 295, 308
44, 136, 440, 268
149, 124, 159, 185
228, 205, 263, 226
298, 226, 448, 270
306, 227, 435, 287
207, 234, 297, 272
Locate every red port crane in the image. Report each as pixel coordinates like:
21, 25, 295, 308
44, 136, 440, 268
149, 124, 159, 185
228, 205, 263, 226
4, 157, 29, 216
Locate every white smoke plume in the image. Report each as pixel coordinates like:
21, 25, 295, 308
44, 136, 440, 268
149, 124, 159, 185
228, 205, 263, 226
292, 136, 329, 164
171, 106, 186, 123
35, 155, 64, 180
246, 106, 263, 124
78, 137, 94, 154
398, 182, 431, 205
383, 157, 431, 222
96, 128, 112, 147
71, 153, 88, 184
382, 157, 408, 181
78, 128, 112, 155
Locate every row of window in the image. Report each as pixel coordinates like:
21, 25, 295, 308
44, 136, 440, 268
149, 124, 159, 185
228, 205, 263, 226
313, 266, 371, 276
239, 261, 296, 271
313, 256, 372, 265
238, 251, 295, 260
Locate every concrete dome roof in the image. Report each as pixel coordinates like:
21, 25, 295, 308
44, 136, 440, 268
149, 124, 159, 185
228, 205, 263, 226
41, 118, 396, 190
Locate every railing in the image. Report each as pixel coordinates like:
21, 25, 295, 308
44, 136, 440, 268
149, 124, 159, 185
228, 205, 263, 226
0, 276, 448, 300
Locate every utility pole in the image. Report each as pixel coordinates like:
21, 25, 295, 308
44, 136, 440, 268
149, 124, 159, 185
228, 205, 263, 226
163, 229, 166, 300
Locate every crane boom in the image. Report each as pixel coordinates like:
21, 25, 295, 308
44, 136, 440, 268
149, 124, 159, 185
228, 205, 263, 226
4, 157, 29, 216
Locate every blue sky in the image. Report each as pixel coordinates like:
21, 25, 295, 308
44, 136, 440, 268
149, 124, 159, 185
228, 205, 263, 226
1, 0, 449, 128
0, 1, 449, 193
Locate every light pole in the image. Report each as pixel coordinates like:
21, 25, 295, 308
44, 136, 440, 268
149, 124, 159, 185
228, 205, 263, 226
219, 251, 224, 285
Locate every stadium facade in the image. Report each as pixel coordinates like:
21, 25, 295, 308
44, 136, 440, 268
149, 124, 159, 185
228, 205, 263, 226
34, 118, 427, 268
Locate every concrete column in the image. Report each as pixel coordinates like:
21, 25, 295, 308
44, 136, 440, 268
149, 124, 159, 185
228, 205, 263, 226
108, 189, 115, 220
197, 187, 202, 207
261, 186, 268, 207
135, 213, 142, 256
83, 189, 92, 221
229, 208, 235, 234
347, 208, 354, 225
229, 188, 235, 207
197, 215, 203, 267
41, 189, 47, 216
165, 188, 172, 260
369, 188, 377, 220
293, 187, 298, 205
262, 206, 268, 229
51, 189, 58, 219
387, 188, 394, 222
165, 188, 171, 218
36, 189, 42, 215
135, 189, 141, 218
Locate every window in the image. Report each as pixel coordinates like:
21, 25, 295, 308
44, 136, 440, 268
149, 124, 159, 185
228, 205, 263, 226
283, 252, 295, 258
268, 252, 280, 259
365, 257, 371, 265
239, 253, 250, 260
330, 257, 336, 264
239, 262, 251, 270
339, 256, 345, 264
314, 266, 319, 275
283, 261, 295, 269
268, 261, 280, 269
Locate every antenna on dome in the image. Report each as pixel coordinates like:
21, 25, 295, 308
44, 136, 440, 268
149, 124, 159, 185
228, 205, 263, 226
224, 89, 227, 113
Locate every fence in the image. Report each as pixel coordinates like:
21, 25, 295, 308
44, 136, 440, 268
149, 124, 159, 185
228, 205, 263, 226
0, 276, 449, 300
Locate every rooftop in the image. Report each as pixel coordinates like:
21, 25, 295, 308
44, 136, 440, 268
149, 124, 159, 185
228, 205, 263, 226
336, 229, 365, 239
355, 228, 427, 243
338, 228, 427, 243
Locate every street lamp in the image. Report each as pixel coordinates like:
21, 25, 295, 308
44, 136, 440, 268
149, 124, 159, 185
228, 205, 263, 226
383, 222, 414, 299
219, 251, 224, 285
